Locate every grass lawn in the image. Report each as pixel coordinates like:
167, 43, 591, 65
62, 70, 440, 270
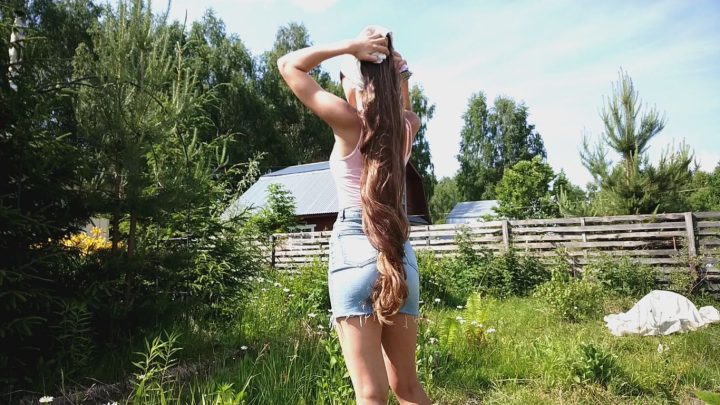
133, 269, 719, 405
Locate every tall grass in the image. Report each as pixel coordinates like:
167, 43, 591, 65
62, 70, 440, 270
25, 255, 720, 404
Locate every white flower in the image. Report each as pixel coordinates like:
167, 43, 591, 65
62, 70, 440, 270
241, 345, 248, 351
573, 306, 578, 310
274, 282, 281, 287
458, 319, 466, 324
317, 325, 325, 330
261, 288, 267, 292
105, 402, 118, 405
327, 309, 333, 312
434, 298, 441, 303
39, 396, 54, 403
308, 313, 317, 318
289, 293, 295, 298
283, 288, 290, 293
657, 343, 668, 354
429, 337, 437, 344
418, 300, 424, 304
258, 277, 265, 282
471, 320, 479, 326
486, 328, 496, 334
455, 315, 463, 321
457, 305, 464, 309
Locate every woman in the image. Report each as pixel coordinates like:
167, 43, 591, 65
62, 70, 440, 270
277, 26, 431, 404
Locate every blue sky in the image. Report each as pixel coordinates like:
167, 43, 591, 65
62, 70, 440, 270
153, 0, 720, 187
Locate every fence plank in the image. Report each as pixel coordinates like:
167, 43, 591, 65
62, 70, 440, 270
685, 212, 697, 260
511, 222, 686, 234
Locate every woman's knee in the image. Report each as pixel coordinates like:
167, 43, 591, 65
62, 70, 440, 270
355, 384, 389, 404
389, 377, 423, 401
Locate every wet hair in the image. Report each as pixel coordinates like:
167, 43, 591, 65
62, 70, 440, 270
358, 35, 409, 325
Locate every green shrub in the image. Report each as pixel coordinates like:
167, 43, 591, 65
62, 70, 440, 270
584, 254, 658, 297
281, 257, 330, 315
665, 266, 697, 296
419, 231, 552, 303
572, 342, 620, 387
474, 252, 513, 299
418, 250, 476, 306
534, 278, 604, 322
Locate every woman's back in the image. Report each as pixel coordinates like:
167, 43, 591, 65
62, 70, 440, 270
329, 118, 413, 210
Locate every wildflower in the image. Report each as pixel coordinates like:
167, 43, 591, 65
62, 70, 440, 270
283, 288, 290, 293
455, 315, 463, 321
258, 277, 265, 283
289, 293, 295, 298
317, 325, 325, 330
241, 345, 248, 351
486, 328, 496, 334
471, 320, 479, 326
657, 343, 668, 354
105, 402, 118, 405
459, 319, 466, 324
457, 305, 464, 309
274, 282, 281, 287
39, 396, 53, 403
429, 337, 438, 344
308, 313, 317, 318
261, 288, 267, 292
434, 298, 441, 303
418, 300, 424, 304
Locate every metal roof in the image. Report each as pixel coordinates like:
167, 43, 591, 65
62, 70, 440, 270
222, 161, 337, 220
445, 200, 499, 224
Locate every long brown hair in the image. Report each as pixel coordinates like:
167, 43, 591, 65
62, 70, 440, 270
358, 35, 409, 325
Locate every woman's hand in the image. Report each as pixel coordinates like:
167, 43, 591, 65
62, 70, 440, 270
351, 28, 389, 62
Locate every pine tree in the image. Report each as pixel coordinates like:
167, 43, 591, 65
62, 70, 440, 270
578, 69, 693, 215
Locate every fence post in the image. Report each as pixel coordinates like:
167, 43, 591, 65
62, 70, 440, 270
684, 212, 697, 265
426, 225, 430, 248
501, 220, 510, 251
270, 234, 276, 268
580, 217, 588, 260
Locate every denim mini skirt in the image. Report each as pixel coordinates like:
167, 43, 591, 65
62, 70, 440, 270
328, 207, 420, 326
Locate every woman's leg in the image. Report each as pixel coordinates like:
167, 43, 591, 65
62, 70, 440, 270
335, 316, 389, 404
381, 314, 431, 405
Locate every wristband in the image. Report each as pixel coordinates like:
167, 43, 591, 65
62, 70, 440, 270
399, 64, 412, 80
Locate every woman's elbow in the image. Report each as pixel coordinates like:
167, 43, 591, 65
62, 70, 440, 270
276, 55, 291, 77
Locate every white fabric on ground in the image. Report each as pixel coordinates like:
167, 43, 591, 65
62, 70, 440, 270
603, 290, 719, 336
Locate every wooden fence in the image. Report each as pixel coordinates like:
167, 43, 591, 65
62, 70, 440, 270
263, 211, 720, 284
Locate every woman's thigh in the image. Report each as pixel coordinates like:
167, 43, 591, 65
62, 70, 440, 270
380, 314, 420, 389
334, 316, 388, 399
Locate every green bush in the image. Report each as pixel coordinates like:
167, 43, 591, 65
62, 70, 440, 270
534, 278, 604, 322
583, 254, 658, 297
280, 258, 331, 315
418, 249, 477, 306
665, 266, 697, 296
572, 342, 620, 387
418, 229, 552, 304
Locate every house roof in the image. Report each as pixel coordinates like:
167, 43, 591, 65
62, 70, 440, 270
445, 200, 499, 224
222, 161, 431, 225
222, 161, 337, 220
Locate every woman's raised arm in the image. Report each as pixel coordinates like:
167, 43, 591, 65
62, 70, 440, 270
277, 31, 389, 133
